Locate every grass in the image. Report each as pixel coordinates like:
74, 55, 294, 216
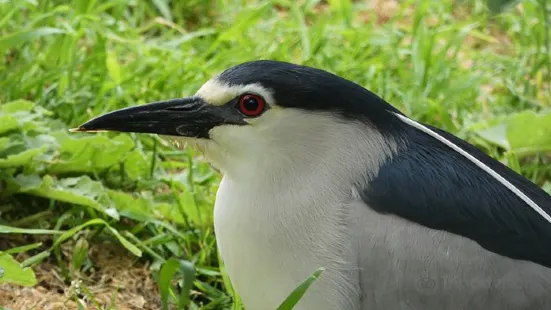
1, 0, 550, 309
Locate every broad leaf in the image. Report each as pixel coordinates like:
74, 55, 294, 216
0, 252, 37, 287
474, 110, 551, 155
49, 131, 149, 180
14, 175, 120, 219
506, 110, 551, 155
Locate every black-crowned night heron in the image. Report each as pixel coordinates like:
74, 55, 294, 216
74, 60, 551, 310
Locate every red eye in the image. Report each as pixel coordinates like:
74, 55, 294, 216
238, 94, 266, 117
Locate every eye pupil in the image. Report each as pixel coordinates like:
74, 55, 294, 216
243, 97, 259, 111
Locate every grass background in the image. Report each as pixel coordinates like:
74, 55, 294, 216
1, 0, 550, 309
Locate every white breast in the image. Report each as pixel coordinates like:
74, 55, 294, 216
214, 174, 360, 310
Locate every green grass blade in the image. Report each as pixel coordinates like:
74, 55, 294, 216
276, 267, 324, 310
0, 27, 66, 51
4, 242, 43, 255
158, 258, 196, 310
51, 219, 141, 257
0, 225, 63, 235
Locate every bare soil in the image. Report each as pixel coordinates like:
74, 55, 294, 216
0, 242, 161, 310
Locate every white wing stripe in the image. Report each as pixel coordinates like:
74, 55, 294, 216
393, 112, 551, 224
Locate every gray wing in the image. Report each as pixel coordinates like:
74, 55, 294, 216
347, 200, 551, 310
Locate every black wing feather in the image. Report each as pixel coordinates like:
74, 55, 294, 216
362, 122, 551, 268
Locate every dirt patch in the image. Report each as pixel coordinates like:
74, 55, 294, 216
0, 242, 161, 310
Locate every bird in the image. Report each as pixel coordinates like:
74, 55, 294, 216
73, 60, 551, 310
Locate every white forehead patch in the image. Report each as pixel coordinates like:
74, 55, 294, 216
195, 78, 276, 106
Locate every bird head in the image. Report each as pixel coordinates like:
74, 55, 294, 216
73, 60, 401, 178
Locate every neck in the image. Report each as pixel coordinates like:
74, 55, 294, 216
211, 115, 398, 185
211, 117, 399, 310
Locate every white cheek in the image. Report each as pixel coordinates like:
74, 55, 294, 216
208, 125, 265, 164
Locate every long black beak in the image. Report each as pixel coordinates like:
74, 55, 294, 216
71, 97, 245, 138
